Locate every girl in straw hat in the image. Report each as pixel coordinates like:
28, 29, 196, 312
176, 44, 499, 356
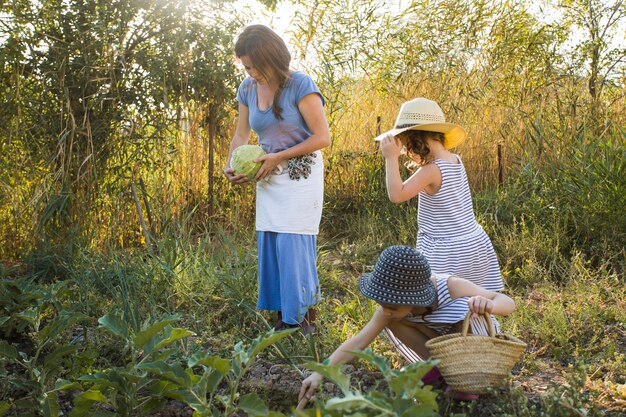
375, 98, 505, 362
298, 245, 516, 406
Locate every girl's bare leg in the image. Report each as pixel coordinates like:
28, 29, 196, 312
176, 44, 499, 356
387, 320, 438, 359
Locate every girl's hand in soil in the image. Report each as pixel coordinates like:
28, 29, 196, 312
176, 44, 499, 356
298, 371, 323, 408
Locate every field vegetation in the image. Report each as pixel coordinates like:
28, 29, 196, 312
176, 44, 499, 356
1, 0, 625, 416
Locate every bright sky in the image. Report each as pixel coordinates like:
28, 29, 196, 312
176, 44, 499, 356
226, 0, 309, 69
229, 0, 299, 39
229, 0, 625, 81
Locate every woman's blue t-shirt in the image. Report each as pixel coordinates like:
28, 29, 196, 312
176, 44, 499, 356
236, 71, 325, 154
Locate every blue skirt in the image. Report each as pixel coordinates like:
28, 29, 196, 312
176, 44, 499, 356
256, 231, 320, 324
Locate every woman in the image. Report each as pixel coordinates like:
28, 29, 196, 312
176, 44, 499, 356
223, 25, 330, 334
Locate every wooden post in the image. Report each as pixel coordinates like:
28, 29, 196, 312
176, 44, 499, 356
131, 181, 155, 255
497, 143, 503, 186
207, 104, 216, 219
138, 178, 157, 241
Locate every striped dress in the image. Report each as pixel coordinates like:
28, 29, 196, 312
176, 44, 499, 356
387, 274, 501, 363
385, 156, 504, 362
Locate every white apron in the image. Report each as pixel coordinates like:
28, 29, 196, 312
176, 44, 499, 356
255, 151, 324, 235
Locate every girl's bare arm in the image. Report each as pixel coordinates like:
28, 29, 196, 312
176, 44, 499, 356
299, 307, 391, 402
382, 135, 441, 203
224, 103, 252, 184
447, 276, 516, 316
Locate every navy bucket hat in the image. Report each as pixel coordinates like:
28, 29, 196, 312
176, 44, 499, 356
359, 245, 435, 306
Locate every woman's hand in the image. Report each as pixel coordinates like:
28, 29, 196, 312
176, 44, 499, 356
380, 133, 403, 160
468, 296, 494, 316
298, 372, 323, 410
253, 152, 283, 181
223, 166, 250, 185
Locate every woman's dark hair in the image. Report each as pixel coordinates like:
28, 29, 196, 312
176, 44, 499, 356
398, 130, 446, 165
235, 24, 291, 120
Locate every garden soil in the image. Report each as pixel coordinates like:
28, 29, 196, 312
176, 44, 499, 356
142, 357, 623, 417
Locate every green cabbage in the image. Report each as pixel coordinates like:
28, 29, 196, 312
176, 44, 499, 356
231, 145, 266, 180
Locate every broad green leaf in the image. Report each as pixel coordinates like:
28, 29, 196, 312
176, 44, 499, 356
193, 372, 209, 398
0, 317, 9, 327
107, 368, 145, 385
246, 328, 298, 363
0, 341, 19, 360
44, 345, 78, 370
150, 380, 181, 396
98, 313, 128, 340
388, 372, 424, 395
167, 389, 205, 410
139, 397, 166, 415
133, 315, 179, 351
346, 348, 391, 376
325, 393, 375, 411
137, 361, 192, 389
43, 392, 60, 417
39, 312, 90, 342
400, 404, 440, 417
0, 402, 10, 416
410, 389, 439, 410
54, 378, 81, 391
187, 368, 201, 385
389, 396, 421, 415
14, 397, 39, 409
238, 392, 269, 416
400, 359, 439, 377
389, 360, 438, 396
152, 348, 178, 362
153, 328, 194, 351
206, 368, 225, 394
16, 308, 38, 325
70, 389, 109, 417
75, 389, 108, 403
367, 390, 393, 407
304, 361, 351, 394
78, 372, 108, 382
188, 353, 231, 375
10, 379, 40, 391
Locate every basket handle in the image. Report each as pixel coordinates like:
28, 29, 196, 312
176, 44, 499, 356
461, 311, 496, 337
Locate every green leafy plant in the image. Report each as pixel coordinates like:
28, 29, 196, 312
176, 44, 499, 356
296, 348, 440, 416
68, 311, 192, 416
73, 311, 297, 417
0, 279, 90, 417
147, 328, 298, 417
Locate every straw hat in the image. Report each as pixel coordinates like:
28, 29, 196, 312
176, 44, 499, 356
374, 98, 467, 149
359, 246, 435, 306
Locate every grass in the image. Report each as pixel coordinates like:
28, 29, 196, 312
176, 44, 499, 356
2, 196, 625, 415
2, 120, 625, 416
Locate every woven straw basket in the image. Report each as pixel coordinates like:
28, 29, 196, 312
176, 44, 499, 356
425, 312, 527, 394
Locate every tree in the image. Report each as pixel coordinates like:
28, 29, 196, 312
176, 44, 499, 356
559, 0, 626, 102
0, 0, 243, 255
